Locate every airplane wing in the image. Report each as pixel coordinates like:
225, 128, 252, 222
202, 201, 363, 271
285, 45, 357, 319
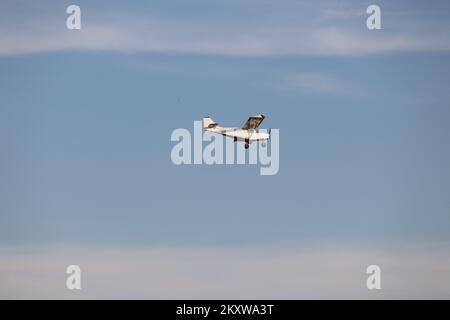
242, 114, 265, 130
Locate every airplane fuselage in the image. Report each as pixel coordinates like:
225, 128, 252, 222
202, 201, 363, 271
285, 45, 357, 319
207, 127, 270, 143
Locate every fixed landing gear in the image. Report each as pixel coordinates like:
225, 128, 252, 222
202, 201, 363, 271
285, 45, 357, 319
245, 139, 250, 149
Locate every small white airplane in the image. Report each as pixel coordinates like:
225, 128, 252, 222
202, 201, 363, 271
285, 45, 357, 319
203, 114, 271, 149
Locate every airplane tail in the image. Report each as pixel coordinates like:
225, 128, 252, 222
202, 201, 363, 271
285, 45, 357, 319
203, 116, 218, 129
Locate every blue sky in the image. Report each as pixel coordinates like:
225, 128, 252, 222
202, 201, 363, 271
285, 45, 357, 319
1, 0, 450, 298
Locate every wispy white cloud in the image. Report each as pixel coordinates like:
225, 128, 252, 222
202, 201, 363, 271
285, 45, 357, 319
285, 72, 343, 94
1, 8, 450, 57
1, 244, 450, 299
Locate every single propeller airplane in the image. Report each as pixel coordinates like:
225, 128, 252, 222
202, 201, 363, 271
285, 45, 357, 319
203, 114, 271, 149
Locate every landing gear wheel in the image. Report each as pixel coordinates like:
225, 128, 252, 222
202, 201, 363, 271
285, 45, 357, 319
245, 143, 249, 149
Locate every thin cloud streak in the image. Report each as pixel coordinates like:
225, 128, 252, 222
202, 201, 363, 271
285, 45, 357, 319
286, 72, 342, 94
1, 244, 450, 299
1, 16, 450, 57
